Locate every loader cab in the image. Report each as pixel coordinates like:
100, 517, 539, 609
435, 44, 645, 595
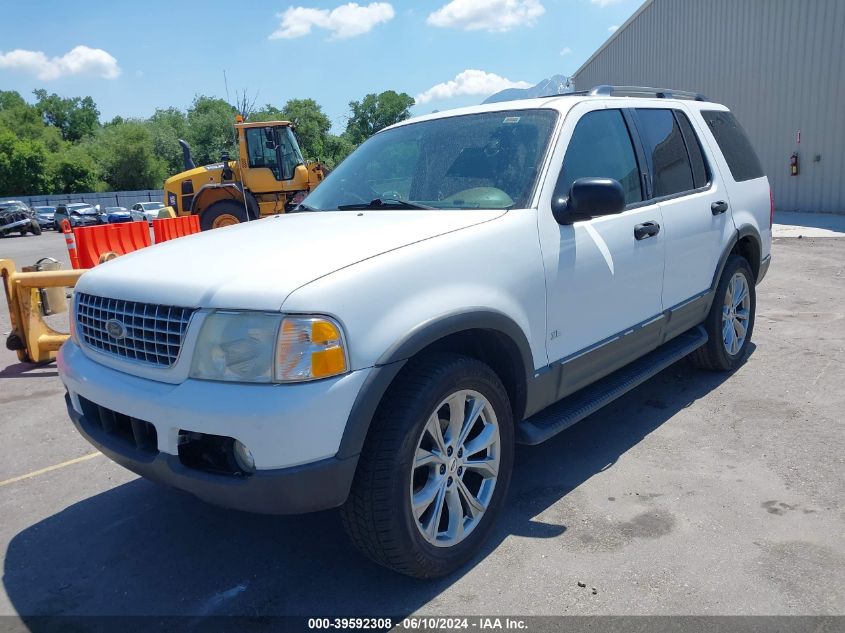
238, 121, 305, 193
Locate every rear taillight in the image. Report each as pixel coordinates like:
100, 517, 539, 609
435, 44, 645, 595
769, 188, 775, 228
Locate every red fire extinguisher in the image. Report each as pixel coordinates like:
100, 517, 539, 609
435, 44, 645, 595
790, 152, 799, 176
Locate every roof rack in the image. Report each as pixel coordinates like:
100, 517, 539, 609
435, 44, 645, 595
588, 85, 709, 102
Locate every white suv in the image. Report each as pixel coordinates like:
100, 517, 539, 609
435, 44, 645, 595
59, 86, 772, 578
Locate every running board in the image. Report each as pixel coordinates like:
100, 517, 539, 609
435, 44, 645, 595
517, 326, 708, 445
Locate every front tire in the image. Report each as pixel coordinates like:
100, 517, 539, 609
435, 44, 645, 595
341, 353, 514, 578
200, 200, 249, 231
690, 255, 756, 371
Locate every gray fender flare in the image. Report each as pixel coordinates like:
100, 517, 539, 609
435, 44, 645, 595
335, 309, 535, 460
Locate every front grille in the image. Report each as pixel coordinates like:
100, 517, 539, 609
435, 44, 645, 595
76, 293, 196, 367
79, 396, 158, 454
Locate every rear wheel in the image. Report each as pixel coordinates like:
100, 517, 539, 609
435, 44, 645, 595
30, 221, 42, 235
341, 353, 514, 578
200, 200, 250, 231
690, 255, 756, 371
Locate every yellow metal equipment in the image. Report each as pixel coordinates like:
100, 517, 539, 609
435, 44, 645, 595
1, 258, 85, 363
163, 119, 328, 231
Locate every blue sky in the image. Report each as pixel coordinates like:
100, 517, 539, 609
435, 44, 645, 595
0, 0, 640, 132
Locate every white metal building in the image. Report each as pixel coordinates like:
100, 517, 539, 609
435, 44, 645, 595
573, 0, 845, 213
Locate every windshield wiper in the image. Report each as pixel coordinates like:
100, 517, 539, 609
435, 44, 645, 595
337, 198, 435, 211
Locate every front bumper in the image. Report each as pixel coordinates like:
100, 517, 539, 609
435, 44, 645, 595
65, 395, 358, 514
58, 341, 369, 514
0, 218, 31, 233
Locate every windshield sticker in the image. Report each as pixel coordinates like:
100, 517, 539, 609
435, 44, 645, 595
503, 116, 521, 124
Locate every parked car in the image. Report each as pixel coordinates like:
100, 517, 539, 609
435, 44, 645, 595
100, 206, 132, 224
0, 200, 41, 237
59, 87, 772, 578
54, 203, 100, 229
33, 205, 56, 230
130, 201, 166, 224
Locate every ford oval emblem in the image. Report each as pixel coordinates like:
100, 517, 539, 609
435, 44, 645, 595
105, 319, 128, 340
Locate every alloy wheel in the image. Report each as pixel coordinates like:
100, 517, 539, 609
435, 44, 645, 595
410, 390, 500, 548
722, 271, 751, 355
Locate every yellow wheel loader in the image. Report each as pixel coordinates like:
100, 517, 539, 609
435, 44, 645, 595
163, 118, 328, 231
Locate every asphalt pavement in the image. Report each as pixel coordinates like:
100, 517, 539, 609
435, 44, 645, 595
0, 220, 842, 623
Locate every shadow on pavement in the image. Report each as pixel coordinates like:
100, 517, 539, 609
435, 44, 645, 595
3, 355, 744, 620
0, 361, 59, 379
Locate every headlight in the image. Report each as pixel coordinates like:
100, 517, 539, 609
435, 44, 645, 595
189, 312, 348, 383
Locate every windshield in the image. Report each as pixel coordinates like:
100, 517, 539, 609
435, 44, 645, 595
304, 109, 557, 211
142, 202, 164, 210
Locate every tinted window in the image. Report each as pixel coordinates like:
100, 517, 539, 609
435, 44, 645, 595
555, 109, 642, 205
675, 111, 709, 189
701, 110, 764, 182
635, 109, 694, 197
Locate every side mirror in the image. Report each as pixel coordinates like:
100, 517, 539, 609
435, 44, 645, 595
551, 177, 626, 225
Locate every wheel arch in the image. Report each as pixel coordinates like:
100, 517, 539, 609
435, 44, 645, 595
734, 224, 762, 281
336, 310, 534, 461
193, 184, 259, 220
712, 225, 763, 292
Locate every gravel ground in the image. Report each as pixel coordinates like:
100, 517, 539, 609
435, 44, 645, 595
0, 228, 842, 622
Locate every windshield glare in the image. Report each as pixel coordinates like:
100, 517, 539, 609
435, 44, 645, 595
304, 109, 557, 211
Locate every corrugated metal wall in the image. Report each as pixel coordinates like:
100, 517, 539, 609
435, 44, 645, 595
6, 190, 163, 209
574, 0, 845, 213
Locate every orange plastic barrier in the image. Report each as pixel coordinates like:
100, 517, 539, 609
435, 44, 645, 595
61, 219, 82, 269
153, 215, 200, 244
74, 222, 152, 269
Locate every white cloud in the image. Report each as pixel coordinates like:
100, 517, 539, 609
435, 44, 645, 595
0, 45, 121, 80
591, 0, 623, 6
559, 46, 572, 56
270, 2, 395, 39
608, 24, 619, 32
427, 0, 545, 32
415, 69, 532, 105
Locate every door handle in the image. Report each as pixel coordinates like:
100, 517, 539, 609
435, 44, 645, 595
711, 200, 729, 215
634, 221, 660, 240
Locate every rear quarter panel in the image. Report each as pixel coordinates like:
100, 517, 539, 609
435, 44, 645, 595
685, 103, 772, 261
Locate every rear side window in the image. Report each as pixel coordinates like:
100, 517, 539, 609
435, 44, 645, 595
634, 109, 694, 197
701, 110, 764, 182
675, 111, 709, 189
556, 109, 642, 205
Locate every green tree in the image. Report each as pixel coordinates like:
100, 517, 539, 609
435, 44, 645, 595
185, 95, 237, 166
0, 90, 45, 141
322, 134, 356, 169
33, 89, 100, 142
47, 143, 100, 193
345, 90, 414, 145
95, 121, 166, 191
0, 128, 50, 195
250, 103, 284, 122
281, 99, 331, 161
147, 107, 189, 175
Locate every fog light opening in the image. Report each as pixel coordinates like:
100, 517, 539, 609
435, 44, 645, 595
233, 440, 256, 474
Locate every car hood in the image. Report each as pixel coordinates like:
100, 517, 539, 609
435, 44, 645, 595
75, 209, 505, 311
